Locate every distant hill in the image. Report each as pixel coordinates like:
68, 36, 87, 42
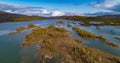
0, 11, 46, 23
99, 14, 120, 18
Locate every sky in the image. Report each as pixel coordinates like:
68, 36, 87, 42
0, 0, 120, 13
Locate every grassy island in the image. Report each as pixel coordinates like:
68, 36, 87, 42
72, 27, 119, 48
96, 36, 107, 41
27, 24, 38, 29
22, 25, 120, 63
106, 42, 118, 47
9, 24, 38, 34
57, 21, 65, 25
115, 37, 120, 40
56, 16, 120, 26
67, 24, 72, 27
16, 26, 26, 32
72, 27, 97, 38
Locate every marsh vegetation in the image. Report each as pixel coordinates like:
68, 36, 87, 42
72, 27, 119, 48
115, 36, 120, 40
72, 27, 97, 38
57, 16, 120, 26
22, 25, 120, 63
67, 24, 72, 27
1, 19, 120, 63
106, 42, 118, 47
57, 21, 65, 25
9, 24, 38, 34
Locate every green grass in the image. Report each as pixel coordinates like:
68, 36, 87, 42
67, 24, 72, 27
9, 26, 27, 34
72, 27, 97, 38
72, 27, 118, 48
74, 39, 83, 44
16, 26, 26, 32
27, 24, 38, 28
97, 36, 107, 41
24, 25, 69, 44
57, 21, 65, 25
9, 24, 38, 34
106, 42, 118, 47
72, 46, 102, 63
59, 16, 120, 26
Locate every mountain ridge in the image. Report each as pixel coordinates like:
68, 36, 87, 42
0, 11, 46, 23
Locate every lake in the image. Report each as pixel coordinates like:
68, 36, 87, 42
0, 19, 120, 63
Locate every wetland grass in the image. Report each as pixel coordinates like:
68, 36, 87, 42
72, 27, 97, 38
9, 24, 38, 34
72, 27, 119, 48
22, 25, 120, 63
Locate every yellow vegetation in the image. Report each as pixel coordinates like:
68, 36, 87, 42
72, 27, 97, 38
22, 25, 120, 63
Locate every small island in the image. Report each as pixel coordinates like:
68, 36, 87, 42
115, 36, 120, 40
9, 24, 38, 34
72, 27, 119, 48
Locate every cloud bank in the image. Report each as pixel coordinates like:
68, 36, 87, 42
91, 0, 120, 12
0, 3, 65, 17
0, 2, 119, 17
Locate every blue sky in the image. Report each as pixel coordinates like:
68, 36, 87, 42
0, 0, 120, 13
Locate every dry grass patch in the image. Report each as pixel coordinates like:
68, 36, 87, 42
72, 27, 97, 38
22, 25, 120, 63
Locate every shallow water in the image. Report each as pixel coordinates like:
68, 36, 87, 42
0, 19, 120, 63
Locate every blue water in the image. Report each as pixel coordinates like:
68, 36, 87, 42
0, 19, 120, 63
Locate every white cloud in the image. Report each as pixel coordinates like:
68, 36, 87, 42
51, 10, 65, 16
0, 3, 65, 17
91, 0, 120, 12
41, 9, 50, 14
